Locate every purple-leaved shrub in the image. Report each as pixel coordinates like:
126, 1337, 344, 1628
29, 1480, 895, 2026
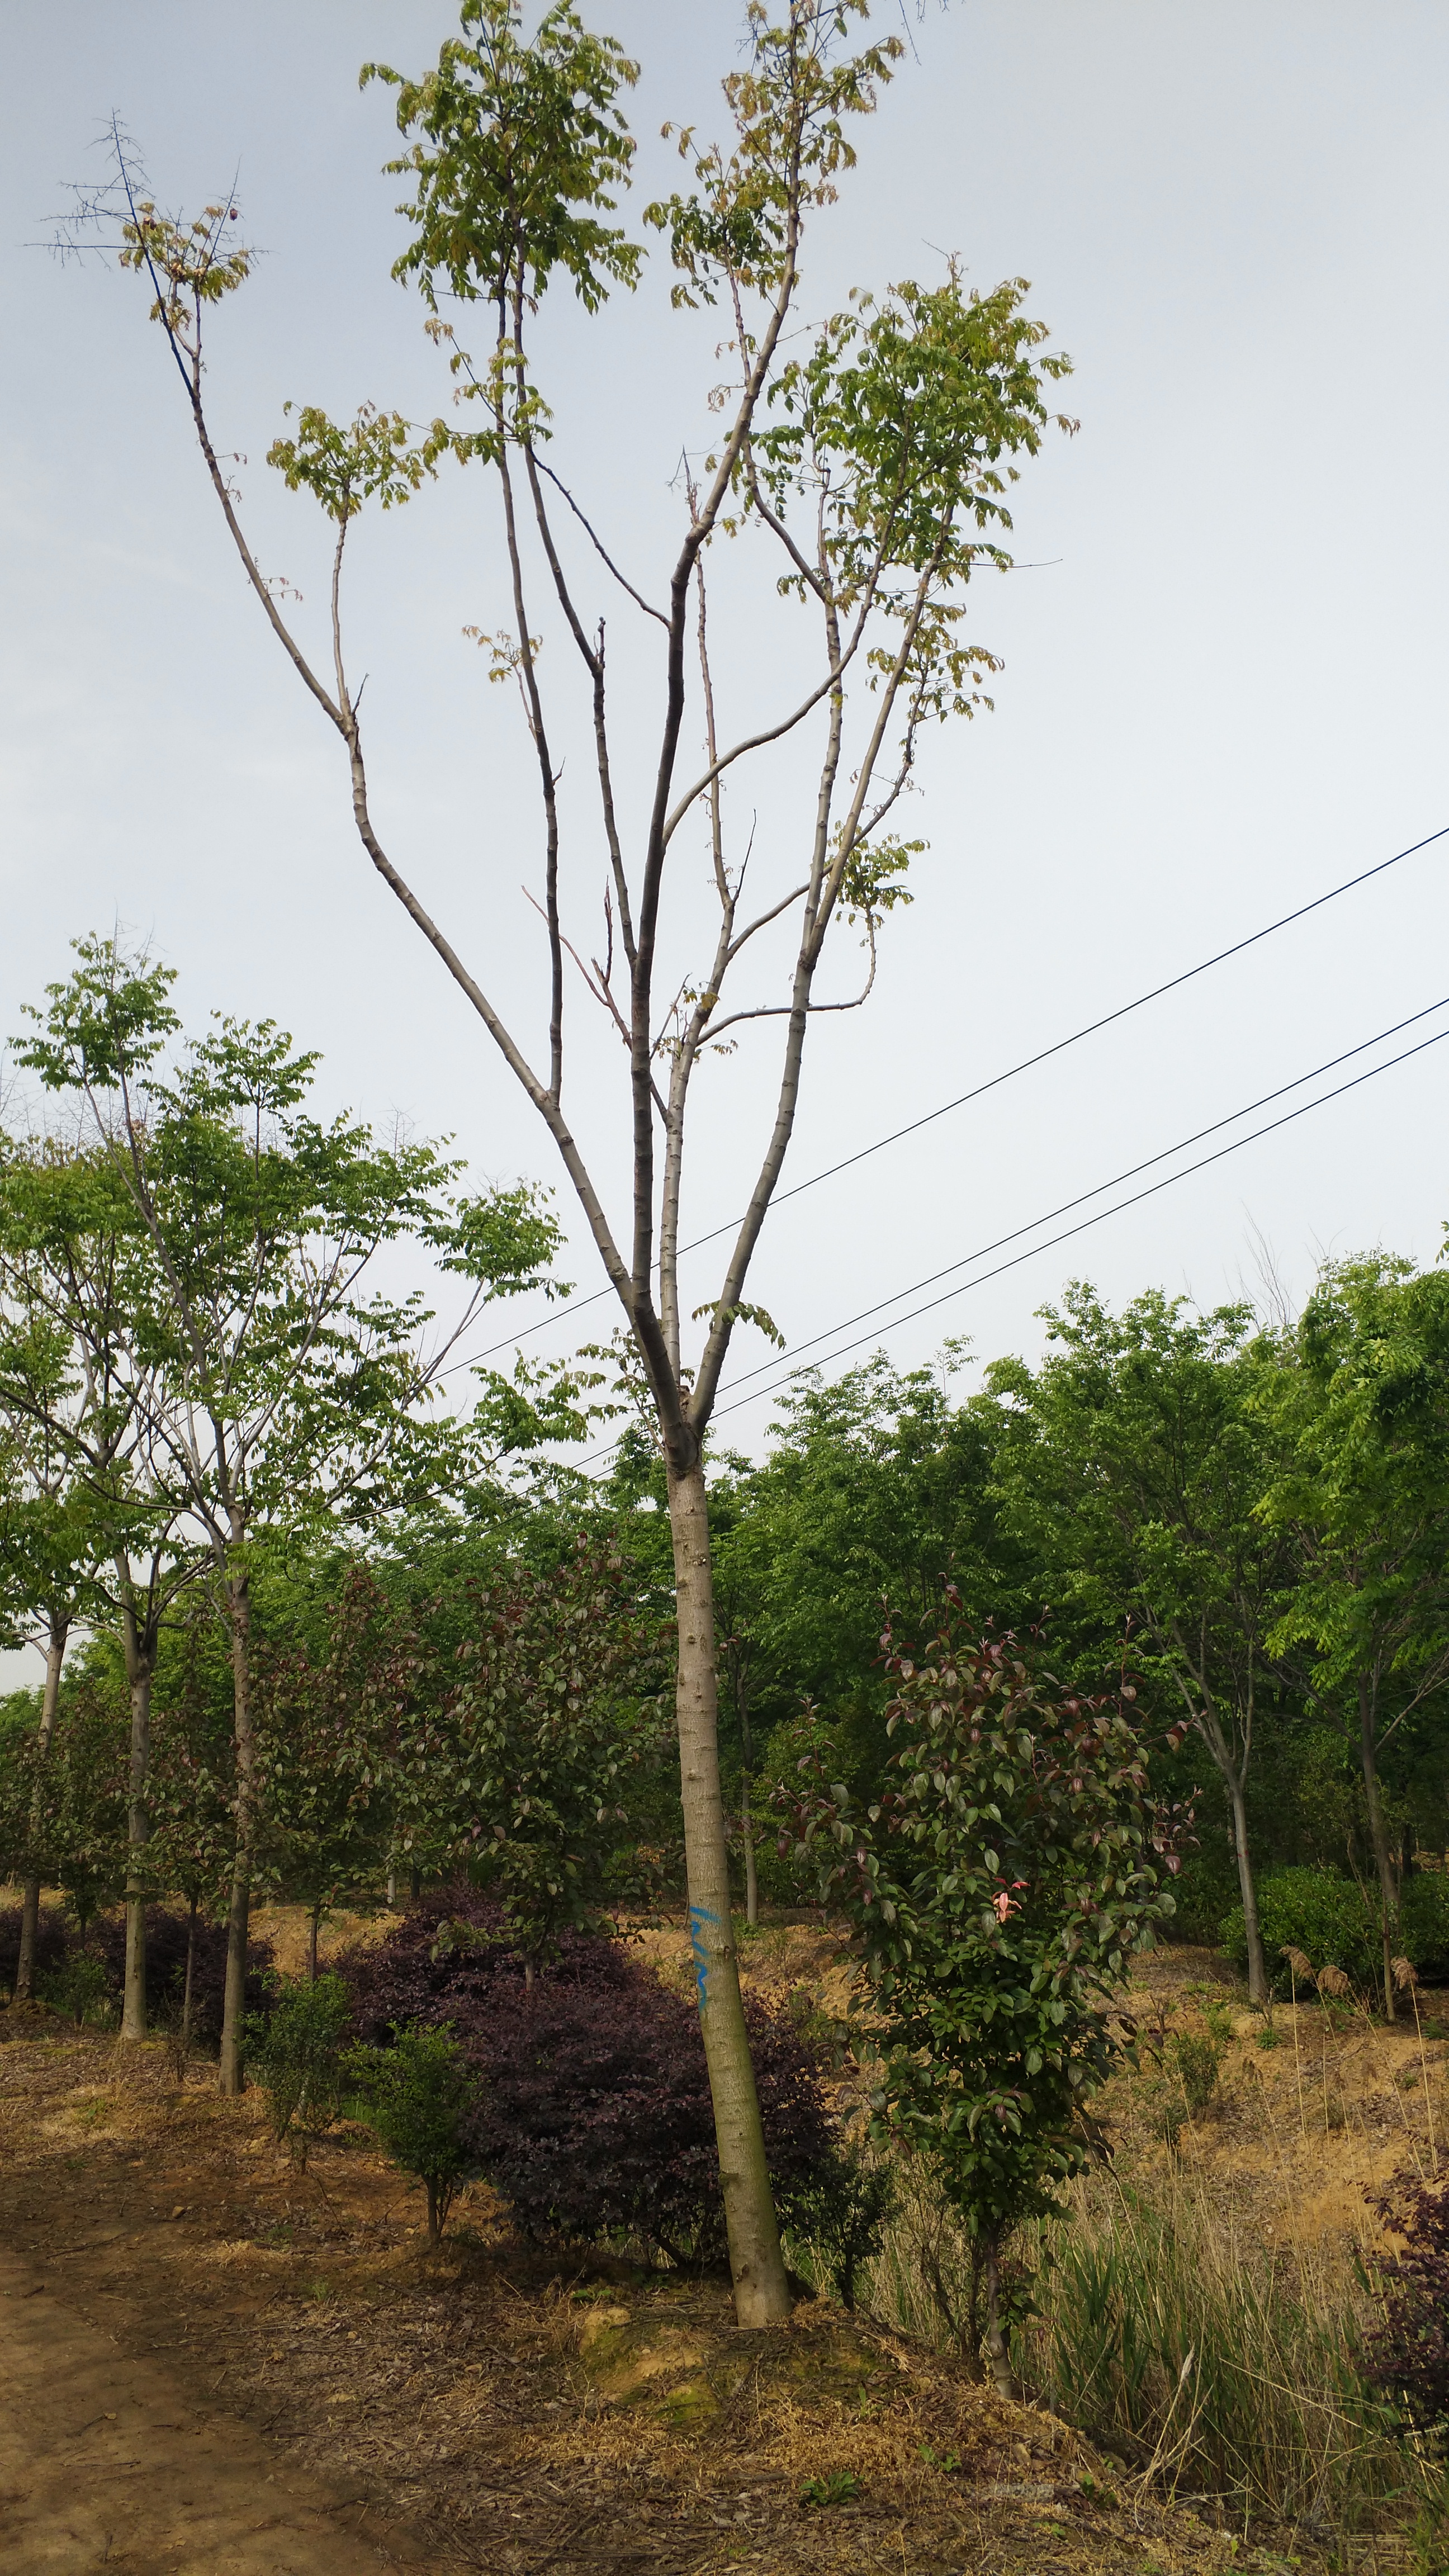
1364, 2174, 1449, 2431
338, 1890, 834, 2266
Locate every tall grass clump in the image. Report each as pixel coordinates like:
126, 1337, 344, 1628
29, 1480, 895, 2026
859, 2154, 1416, 2528
1018, 2177, 1407, 2525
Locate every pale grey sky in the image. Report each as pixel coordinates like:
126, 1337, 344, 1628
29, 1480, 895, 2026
2, 1, 1448, 1614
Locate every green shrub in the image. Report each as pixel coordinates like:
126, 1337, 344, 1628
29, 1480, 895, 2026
346, 2024, 480, 2246
36, 1954, 112, 2028
1224, 1866, 1449, 1994
245, 1974, 351, 2165
1400, 1872, 1449, 1982
1220, 1870, 1378, 1992
1169, 2032, 1220, 2117
784, 2141, 897, 2311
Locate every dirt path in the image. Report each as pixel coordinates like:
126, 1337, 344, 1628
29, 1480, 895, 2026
3, 1958, 1385, 2576
0, 2244, 427, 2575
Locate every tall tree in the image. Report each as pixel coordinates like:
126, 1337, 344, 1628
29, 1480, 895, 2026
987, 1287, 1299, 2005
16, 937, 564, 2086
1262, 1256, 1449, 2018
69, 0, 1072, 2319
254, 1565, 406, 1980
0, 1412, 89, 1999
0, 1133, 196, 2030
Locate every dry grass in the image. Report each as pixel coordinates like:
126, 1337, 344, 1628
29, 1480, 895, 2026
637, 1922, 1448, 2558
7, 1911, 1443, 2568
0, 2011, 1256, 2575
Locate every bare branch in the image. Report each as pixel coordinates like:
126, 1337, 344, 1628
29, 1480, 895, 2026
533, 457, 669, 626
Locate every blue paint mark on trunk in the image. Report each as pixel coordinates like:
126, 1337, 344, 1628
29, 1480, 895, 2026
688, 1903, 720, 2010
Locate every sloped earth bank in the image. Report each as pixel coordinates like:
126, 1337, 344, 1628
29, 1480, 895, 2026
0, 2026, 1243, 2576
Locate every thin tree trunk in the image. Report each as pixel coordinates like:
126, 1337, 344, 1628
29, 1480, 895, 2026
425, 2177, 441, 2250
667, 1456, 790, 2326
181, 1892, 197, 2052
742, 1772, 759, 1932
1188, 1691, 1267, 2007
983, 2243, 1014, 2399
15, 1613, 69, 2004
738, 1682, 759, 1932
1359, 1675, 1398, 2020
219, 1567, 255, 2094
307, 1904, 320, 1984
1227, 1777, 1267, 2007
117, 1597, 154, 2044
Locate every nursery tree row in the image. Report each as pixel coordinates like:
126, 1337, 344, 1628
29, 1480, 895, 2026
7, 1013, 1449, 2042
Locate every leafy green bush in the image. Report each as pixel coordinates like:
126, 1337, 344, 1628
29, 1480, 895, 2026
245, 1974, 351, 2164
36, 1953, 112, 2028
1223, 1866, 1449, 1993
1170, 2032, 1220, 2117
782, 1599, 1187, 2392
347, 2024, 480, 2246
1400, 1872, 1449, 1982
1220, 1870, 1378, 1992
784, 2141, 897, 2311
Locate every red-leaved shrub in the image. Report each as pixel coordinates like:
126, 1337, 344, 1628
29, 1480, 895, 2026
341, 1888, 628, 2040
338, 1888, 834, 2265
1364, 2174, 1449, 2430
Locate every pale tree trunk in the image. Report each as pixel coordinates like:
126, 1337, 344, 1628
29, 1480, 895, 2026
1358, 1675, 1399, 2021
1186, 1683, 1267, 2006
181, 1892, 197, 2053
983, 2243, 1014, 2400
117, 1593, 155, 2044
742, 1776, 759, 1933
1227, 1778, 1267, 2008
218, 1565, 255, 2095
14, 1613, 69, 2003
667, 1458, 790, 2325
737, 1673, 759, 1931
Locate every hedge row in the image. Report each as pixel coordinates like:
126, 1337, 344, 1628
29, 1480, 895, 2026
1220, 1867, 1449, 1993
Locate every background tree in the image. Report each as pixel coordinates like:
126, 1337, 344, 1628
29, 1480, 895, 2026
17, 936, 564, 2087
399, 1537, 670, 1971
0, 1413, 94, 1999
145, 1598, 254, 2044
986, 1287, 1299, 2004
7, 1667, 129, 1948
76, 0, 1073, 2321
783, 1590, 1189, 2392
1262, 1255, 1449, 2017
255, 1565, 406, 1978
0, 1126, 198, 2032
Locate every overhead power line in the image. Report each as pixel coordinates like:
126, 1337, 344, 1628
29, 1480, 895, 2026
560, 993, 1449, 1472
460, 820, 1448, 1376
704, 1007, 1449, 1428
703, 991, 1449, 1408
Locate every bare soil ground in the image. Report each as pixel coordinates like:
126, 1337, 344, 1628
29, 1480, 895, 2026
0, 1919, 1436, 2576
